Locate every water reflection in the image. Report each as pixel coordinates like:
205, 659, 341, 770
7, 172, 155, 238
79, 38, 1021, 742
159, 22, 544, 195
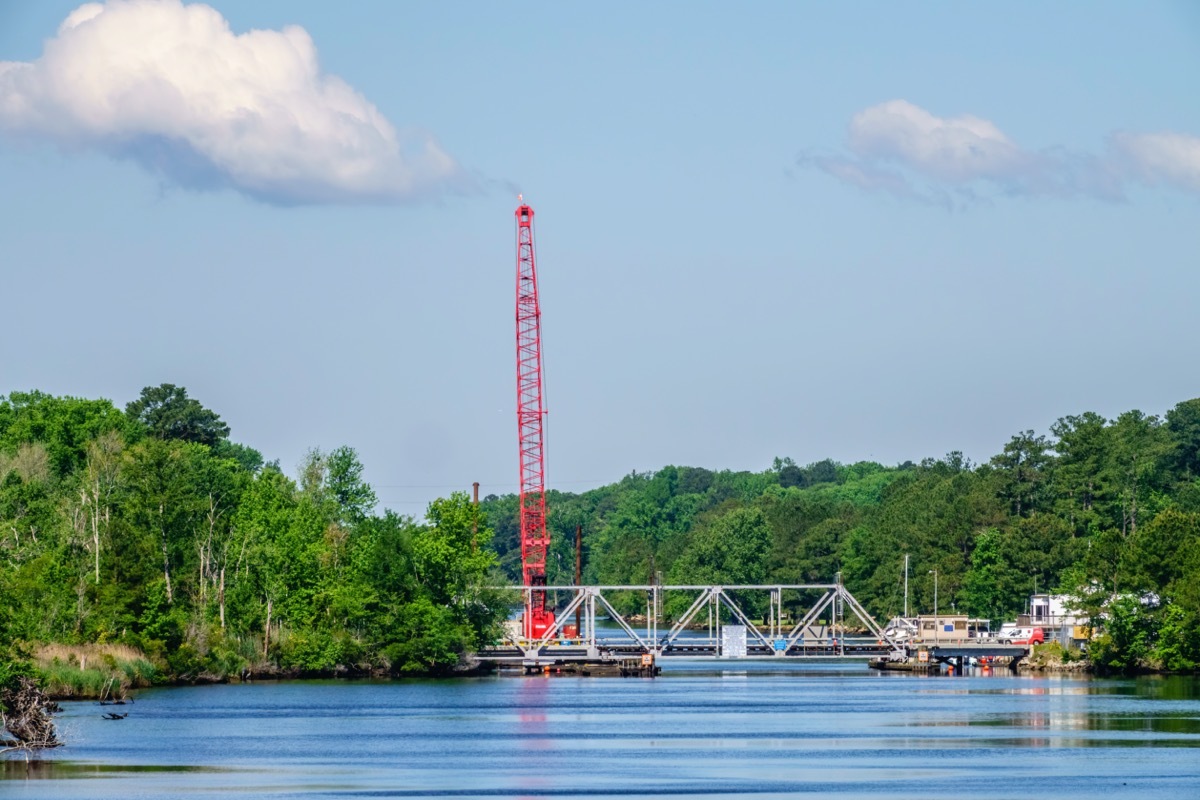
0, 759, 230, 779
3, 668, 1200, 799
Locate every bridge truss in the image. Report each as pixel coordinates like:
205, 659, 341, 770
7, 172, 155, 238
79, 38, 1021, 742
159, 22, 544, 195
484, 582, 908, 666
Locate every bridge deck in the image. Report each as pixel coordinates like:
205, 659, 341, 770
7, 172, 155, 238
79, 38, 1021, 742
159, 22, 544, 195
479, 644, 897, 664
479, 641, 1027, 666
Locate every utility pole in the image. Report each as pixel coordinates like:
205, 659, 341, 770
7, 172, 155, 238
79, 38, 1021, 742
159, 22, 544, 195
574, 523, 582, 635
929, 569, 939, 645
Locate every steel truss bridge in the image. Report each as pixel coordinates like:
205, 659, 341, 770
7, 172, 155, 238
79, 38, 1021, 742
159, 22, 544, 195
481, 582, 918, 667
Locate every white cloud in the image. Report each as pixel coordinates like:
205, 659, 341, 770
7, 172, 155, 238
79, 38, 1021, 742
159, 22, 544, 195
0, 0, 466, 204
1112, 132, 1200, 193
803, 100, 1199, 204
848, 100, 1029, 183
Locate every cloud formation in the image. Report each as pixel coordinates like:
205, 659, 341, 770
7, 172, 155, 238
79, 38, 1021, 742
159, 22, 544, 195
801, 99, 1200, 204
1113, 132, 1200, 193
0, 1, 465, 204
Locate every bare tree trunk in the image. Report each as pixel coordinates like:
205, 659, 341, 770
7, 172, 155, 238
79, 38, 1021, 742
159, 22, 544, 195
91, 482, 100, 584
197, 545, 205, 604
218, 567, 226, 630
263, 597, 272, 659
159, 502, 173, 604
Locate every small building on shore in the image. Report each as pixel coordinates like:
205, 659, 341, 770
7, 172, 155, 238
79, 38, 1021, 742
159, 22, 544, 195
1017, 594, 1090, 647
912, 615, 991, 643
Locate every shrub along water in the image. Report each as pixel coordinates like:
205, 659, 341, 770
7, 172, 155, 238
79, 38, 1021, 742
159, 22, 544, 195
33, 645, 158, 699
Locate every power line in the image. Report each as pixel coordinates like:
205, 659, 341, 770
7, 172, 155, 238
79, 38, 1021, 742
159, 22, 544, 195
372, 478, 609, 489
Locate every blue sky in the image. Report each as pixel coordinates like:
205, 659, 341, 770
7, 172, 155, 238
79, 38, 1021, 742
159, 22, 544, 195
2, 1, 1199, 514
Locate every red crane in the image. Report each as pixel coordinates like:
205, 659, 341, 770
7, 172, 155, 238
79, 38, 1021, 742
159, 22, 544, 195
515, 199, 555, 639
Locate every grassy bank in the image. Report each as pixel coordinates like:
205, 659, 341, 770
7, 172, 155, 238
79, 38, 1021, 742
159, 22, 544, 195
1018, 642, 1092, 673
33, 644, 159, 699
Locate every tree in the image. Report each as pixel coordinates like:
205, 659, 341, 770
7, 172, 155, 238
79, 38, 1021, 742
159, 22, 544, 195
79, 431, 124, 584
806, 459, 839, 486
990, 431, 1051, 518
122, 439, 206, 604
1051, 412, 1110, 535
0, 391, 129, 477
1090, 595, 1156, 674
668, 507, 771, 586
1108, 410, 1172, 536
326, 446, 377, 524
962, 529, 1011, 623
228, 465, 299, 649
191, 454, 249, 628
1166, 398, 1200, 481
213, 440, 264, 473
411, 492, 496, 609
1123, 509, 1200, 594
126, 384, 230, 447
0, 571, 57, 750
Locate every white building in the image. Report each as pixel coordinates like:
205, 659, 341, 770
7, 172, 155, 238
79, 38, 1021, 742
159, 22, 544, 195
1024, 594, 1090, 646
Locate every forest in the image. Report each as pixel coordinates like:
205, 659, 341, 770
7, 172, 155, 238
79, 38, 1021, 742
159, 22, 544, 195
0, 385, 506, 697
483, 397, 1200, 674
3, 387, 1200, 702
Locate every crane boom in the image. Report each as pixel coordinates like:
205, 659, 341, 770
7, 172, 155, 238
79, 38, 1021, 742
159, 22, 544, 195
515, 200, 554, 639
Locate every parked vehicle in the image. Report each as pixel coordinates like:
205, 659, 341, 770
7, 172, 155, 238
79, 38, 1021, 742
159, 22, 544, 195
999, 627, 1044, 645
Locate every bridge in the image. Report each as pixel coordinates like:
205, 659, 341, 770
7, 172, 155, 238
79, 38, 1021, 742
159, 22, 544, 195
478, 581, 1030, 672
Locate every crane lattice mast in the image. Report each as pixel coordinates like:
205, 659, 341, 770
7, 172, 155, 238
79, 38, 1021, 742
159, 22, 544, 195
515, 199, 554, 639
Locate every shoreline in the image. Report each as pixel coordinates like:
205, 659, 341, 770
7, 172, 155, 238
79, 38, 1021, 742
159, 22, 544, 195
30, 643, 493, 701
35, 641, 1200, 699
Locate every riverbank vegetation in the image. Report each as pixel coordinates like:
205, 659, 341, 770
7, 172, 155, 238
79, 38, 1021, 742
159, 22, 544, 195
0, 386, 506, 703
3, 386, 1198, 703
483, 397, 1200, 675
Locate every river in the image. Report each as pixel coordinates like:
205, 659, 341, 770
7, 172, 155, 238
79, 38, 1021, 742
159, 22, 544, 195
4, 662, 1200, 798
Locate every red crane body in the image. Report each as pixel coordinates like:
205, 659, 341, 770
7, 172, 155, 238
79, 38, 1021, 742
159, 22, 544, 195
515, 201, 554, 639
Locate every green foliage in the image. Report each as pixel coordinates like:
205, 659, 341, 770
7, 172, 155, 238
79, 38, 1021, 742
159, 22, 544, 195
0, 388, 507, 684
1089, 596, 1158, 674
126, 384, 230, 447
326, 446, 378, 523
0, 603, 33, 697
383, 597, 471, 675
0, 391, 131, 477
6, 384, 1200, 679
1166, 399, 1200, 480
668, 507, 770, 586
962, 529, 1010, 623
476, 398, 1200, 673
1152, 605, 1200, 673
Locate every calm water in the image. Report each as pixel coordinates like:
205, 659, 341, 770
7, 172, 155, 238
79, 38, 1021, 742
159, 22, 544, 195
5, 662, 1200, 799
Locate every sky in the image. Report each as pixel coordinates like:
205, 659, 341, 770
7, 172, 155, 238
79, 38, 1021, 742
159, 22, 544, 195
2, 1, 1199, 516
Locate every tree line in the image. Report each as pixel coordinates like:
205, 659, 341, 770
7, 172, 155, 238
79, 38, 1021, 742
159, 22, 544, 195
0, 385, 504, 687
3, 387, 1198, 687
482, 397, 1200, 673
